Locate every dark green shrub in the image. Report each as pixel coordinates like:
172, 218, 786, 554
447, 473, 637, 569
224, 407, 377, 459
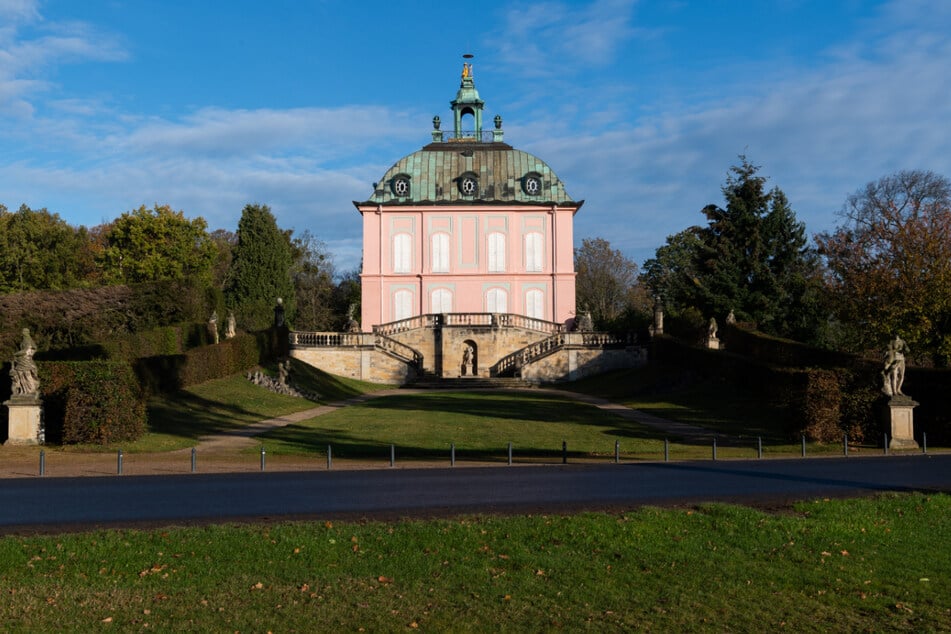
179, 333, 260, 387
38, 361, 146, 445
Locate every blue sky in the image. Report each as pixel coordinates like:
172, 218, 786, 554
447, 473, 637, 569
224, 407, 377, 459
2, 0, 950, 273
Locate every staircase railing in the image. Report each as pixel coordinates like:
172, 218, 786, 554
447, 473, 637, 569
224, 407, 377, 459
290, 332, 374, 347
492, 332, 633, 377
375, 332, 423, 367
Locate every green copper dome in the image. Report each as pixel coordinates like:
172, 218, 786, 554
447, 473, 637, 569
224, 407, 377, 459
358, 60, 578, 208
361, 142, 577, 206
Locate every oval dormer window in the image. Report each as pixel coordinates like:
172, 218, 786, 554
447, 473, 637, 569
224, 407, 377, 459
522, 173, 543, 196
392, 176, 410, 197
458, 173, 478, 197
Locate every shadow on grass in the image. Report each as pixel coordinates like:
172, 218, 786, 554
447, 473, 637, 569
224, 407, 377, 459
259, 422, 641, 462
147, 391, 285, 441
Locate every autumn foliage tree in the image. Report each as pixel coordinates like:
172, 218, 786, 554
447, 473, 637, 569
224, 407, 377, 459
816, 170, 951, 365
574, 237, 644, 329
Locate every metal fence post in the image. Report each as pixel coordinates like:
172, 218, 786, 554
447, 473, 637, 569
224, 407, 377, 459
884, 433, 889, 455
757, 437, 763, 459
327, 445, 332, 470
664, 438, 669, 463
801, 435, 806, 458
562, 440, 567, 465
260, 446, 266, 471
712, 438, 717, 461
843, 434, 848, 457
390, 444, 395, 468
451, 443, 455, 467
508, 442, 513, 466
117, 449, 123, 475
614, 440, 620, 464
39, 449, 45, 476
923, 432, 928, 454
191, 447, 197, 473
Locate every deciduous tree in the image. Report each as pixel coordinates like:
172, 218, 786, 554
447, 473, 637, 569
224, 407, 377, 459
816, 170, 951, 364
574, 237, 641, 329
98, 204, 217, 285
0, 204, 96, 292
290, 230, 337, 331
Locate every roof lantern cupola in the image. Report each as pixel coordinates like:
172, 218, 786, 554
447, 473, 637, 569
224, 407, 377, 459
432, 54, 503, 143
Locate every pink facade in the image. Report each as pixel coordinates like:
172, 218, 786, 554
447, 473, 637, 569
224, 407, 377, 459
358, 204, 578, 329
355, 62, 582, 331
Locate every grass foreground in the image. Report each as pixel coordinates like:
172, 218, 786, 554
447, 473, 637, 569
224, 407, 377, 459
0, 493, 947, 631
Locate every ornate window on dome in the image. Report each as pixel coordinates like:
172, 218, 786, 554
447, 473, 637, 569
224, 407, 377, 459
458, 172, 479, 197
522, 172, 543, 196
391, 175, 411, 198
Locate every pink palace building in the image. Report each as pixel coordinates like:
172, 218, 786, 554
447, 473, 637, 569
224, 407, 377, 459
291, 62, 643, 384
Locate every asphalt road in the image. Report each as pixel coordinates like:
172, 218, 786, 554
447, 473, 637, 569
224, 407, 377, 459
1, 454, 949, 530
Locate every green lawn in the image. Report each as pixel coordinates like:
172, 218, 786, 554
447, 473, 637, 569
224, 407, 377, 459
1, 493, 947, 632
565, 366, 796, 440
257, 390, 667, 461
135, 360, 387, 452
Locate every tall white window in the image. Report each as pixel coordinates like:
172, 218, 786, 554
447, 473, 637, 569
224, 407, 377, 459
525, 289, 545, 319
431, 233, 450, 273
392, 233, 412, 274
393, 289, 413, 321
524, 232, 544, 272
486, 287, 508, 313
431, 288, 453, 313
488, 232, 506, 272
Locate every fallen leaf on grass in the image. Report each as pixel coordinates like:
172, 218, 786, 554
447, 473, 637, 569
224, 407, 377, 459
377, 576, 393, 585
101, 617, 113, 623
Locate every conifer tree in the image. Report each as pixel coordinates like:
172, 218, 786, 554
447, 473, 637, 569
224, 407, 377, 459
225, 204, 296, 330
645, 157, 822, 340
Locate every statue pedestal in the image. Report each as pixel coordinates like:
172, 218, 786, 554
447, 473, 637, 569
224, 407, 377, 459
885, 396, 919, 450
4, 398, 44, 445
706, 337, 720, 350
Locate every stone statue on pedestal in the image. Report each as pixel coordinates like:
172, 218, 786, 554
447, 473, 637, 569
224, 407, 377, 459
881, 335, 908, 397
10, 328, 39, 399
6, 328, 44, 445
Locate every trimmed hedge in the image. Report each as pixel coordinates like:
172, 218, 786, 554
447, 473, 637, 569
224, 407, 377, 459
134, 327, 287, 394
38, 361, 146, 444
652, 336, 882, 443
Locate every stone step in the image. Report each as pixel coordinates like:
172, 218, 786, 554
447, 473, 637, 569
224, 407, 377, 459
407, 377, 536, 390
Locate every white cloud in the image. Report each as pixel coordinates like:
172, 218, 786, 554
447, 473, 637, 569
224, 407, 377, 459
489, 0, 644, 75
511, 0, 951, 266
0, 0, 39, 23
0, 2, 126, 114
